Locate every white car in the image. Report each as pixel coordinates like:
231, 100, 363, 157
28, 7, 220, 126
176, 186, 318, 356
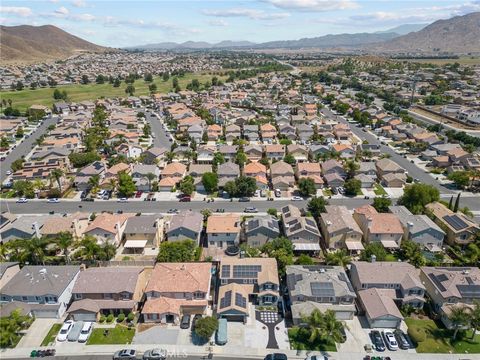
16, 197, 28, 203
118, 197, 128, 202
305, 356, 328, 360
47, 198, 59, 203
6, 170, 12, 175
292, 196, 303, 201
57, 320, 74, 342
383, 330, 399, 351
77, 322, 93, 343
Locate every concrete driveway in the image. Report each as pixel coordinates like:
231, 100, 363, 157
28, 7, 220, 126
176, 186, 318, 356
133, 326, 179, 345
17, 318, 59, 347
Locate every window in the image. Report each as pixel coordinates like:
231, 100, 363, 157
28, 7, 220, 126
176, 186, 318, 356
22, 296, 28, 302
104, 293, 113, 299
194, 292, 204, 299
121, 292, 131, 300
74, 293, 83, 300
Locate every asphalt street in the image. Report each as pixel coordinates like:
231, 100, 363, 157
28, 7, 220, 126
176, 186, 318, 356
0, 115, 59, 183
144, 109, 173, 149
320, 108, 455, 194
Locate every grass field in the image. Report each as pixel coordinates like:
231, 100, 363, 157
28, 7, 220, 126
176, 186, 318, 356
1, 72, 226, 112
87, 324, 135, 345
41, 323, 62, 346
406, 317, 480, 354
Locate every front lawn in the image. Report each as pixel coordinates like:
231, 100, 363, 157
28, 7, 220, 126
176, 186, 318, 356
87, 325, 135, 345
406, 317, 480, 354
288, 327, 337, 352
322, 189, 333, 197
373, 184, 387, 196
41, 323, 62, 346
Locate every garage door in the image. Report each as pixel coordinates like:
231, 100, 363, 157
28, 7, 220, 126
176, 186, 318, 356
221, 314, 245, 322
371, 319, 399, 328
72, 313, 96, 322
335, 311, 354, 320
32, 310, 58, 318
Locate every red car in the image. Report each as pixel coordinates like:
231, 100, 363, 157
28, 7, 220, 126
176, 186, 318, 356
135, 191, 142, 198
179, 195, 191, 202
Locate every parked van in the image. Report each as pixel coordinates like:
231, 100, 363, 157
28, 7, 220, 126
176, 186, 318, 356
216, 318, 228, 345
67, 321, 84, 342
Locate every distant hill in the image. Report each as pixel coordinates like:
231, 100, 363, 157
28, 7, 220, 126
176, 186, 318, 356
369, 12, 480, 54
376, 23, 427, 35
0, 25, 107, 64
129, 40, 256, 50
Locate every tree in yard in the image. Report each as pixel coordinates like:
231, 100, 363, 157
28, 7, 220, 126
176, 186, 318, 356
144, 172, 157, 191
283, 153, 296, 165
194, 316, 218, 340
157, 239, 197, 262
50, 168, 64, 192
449, 306, 471, 340
398, 184, 440, 214
344, 178, 361, 196
212, 152, 225, 168
113, 78, 121, 87
162, 73, 170, 82
235, 152, 247, 167
81, 75, 90, 84
307, 196, 329, 219
148, 83, 157, 93
325, 249, 351, 267
144, 73, 153, 82
234, 176, 257, 197
0, 137, 9, 149
470, 301, 480, 340
344, 160, 359, 179
202, 172, 218, 194
55, 232, 75, 264
301, 308, 324, 343
298, 177, 316, 197
372, 197, 392, 213
117, 171, 136, 197
15, 126, 24, 138
261, 237, 294, 276
13, 180, 35, 198
125, 84, 135, 96
400, 240, 426, 268
179, 176, 195, 196
448, 171, 470, 190
11, 158, 24, 172
453, 192, 461, 213
295, 254, 314, 265
360, 242, 387, 262
322, 309, 346, 343
224, 181, 237, 198
448, 196, 453, 210
0, 309, 34, 348
88, 174, 100, 190
143, 123, 152, 137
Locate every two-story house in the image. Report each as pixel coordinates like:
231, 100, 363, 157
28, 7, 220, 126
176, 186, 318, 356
244, 215, 280, 248
206, 214, 241, 248
286, 265, 356, 323
166, 210, 203, 246
319, 205, 364, 252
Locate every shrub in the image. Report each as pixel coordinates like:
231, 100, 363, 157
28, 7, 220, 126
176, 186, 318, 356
99, 315, 106, 323
194, 316, 218, 340
106, 314, 114, 323
408, 326, 426, 344
127, 312, 134, 322
117, 313, 125, 322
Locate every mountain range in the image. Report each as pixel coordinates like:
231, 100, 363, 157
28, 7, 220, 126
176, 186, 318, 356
0, 25, 107, 64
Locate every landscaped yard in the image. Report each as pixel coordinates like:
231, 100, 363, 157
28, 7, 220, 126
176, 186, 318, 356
1, 72, 227, 112
406, 317, 480, 354
288, 327, 337, 352
41, 323, 62, 346
87, 325, 135, 345
373, 184, 387, 196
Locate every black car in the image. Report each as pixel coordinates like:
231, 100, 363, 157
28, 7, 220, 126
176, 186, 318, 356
180, 314, 191, 329
371, 330, 385, 352
238, 197, 250, 202
394, 329, 411, 350
264, 353, 287, 360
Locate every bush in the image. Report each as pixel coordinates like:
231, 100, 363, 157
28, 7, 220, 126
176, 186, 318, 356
106, 314, 114, 323
127, 312, 134, 322
408, 326, 426, 344
99, 315, 106, 323
117, 313, 125, 322
194, 316, 218, 340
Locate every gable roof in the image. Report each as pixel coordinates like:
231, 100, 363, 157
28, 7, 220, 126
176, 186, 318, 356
146, 263, 211, 294
72, 267, 143, 294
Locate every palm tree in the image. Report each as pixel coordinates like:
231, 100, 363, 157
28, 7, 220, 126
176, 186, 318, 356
144, 172, 157, 191
325, 249, 352, 268
301, 309, 324, 343
321, 310, 346, 343
55, 232, 74, 264
20, 237, 50, 265
50, 168, 64, 192
449, 305, 471, 340
78, 235, 100, 261
108, 177, 117, 192
470, 301, 480, 340
165, 151, 175, 163
344, 160, 359, 179
88, 174, 100, 189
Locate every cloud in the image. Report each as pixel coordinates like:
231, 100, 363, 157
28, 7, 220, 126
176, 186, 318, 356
264, 0, 359, 12
0, 6, 33, 17
202, 8, 290, 20
208, 19, 229, 27
55, 6, 70, 16
72, 0, 87, 7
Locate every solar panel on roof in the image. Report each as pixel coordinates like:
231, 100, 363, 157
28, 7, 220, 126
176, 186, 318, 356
457, 285, 480, 298
443, 215, 469, 231
219, 290, 232, 309
305, 219, 317, 227
248, 220, 259, 230
310, 282, 335, 297
429, 273, 447, 292
221, 265, 230, 278
232, 265, 261, 278
235, 293, 247, 308
290, 223, 301, 232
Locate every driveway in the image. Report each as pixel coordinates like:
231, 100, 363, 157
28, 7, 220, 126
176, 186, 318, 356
337, 316, 371, 353
133, 326, 179, 345
255, 311, 284, 349
17, 318, 58, 347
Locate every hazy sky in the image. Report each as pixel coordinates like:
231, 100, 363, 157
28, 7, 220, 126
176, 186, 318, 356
1, 1, 479, 47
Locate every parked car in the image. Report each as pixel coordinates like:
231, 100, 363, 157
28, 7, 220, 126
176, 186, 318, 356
135, 191, 142, 198
67, 321, 84, 342
305, 356, 328, 360
118, 197, 128, 202
167, 209, 179, 214
57, 320, 74, 342
47, 198, 59, 203
78, 322, 93, 343
264, 354, 288, 360
274, 189, 281, 198
244, 207, 258, 213
370, 330, 385, 352
179, 195, 191, 202
291, 196, 303, 201
16, 197, 28, 203
142, 348, 167, 360
5, 170, 12, 175
394, 329, 410, 350
113, 349, 136, 360
216, 318, 227, 345
180, 314, 191, 329
238, 197, 250, 202
383, 330, 399, 351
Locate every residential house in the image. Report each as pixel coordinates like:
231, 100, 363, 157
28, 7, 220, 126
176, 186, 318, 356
286, 265, 356, 323
68, 267, 148, 321
41, 212, 89, 240
244, 145, 263, 162
188, 164, 212, 192
265, 144, 285, 162
321, 159, 345, 177
281, 205, 321, 252
207, 124, 222, 141
84, 212, 133, 246
332, 144, 355, 159
0, 262, 20, 290
217, 162, 240, 188
375, 158, 405, 178
166, 210, 203, 246
159, 163, 187, 191
287, 144, 309, 163
389, 206, 445, 251
350, 261, 426, 328
217, 257, 279, 322
0, 265, 80, 318
142, 263, 212, 324
426, 202, 480, 246
260, 123, 277, 142
244, 215, 280, 248
319, 206, 363, 252
279, 124, 297, 140
0, 215, 51, 243
296, 162, 323, 188
122, 215, 163, 253
296, 124, 313, 142
225, 124, 241, 142
243, 125, 259, 141
187, 124, 203, 144
420, 267, 480, 329
206, 214, 241, 248
141, 147, 167, 165
218, 145, 238, 162
270, 161, 295, 190
197, 145, 216, 164
131, 164, 159, 192
354, 173, 376, 188
324, 173, 345, 189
